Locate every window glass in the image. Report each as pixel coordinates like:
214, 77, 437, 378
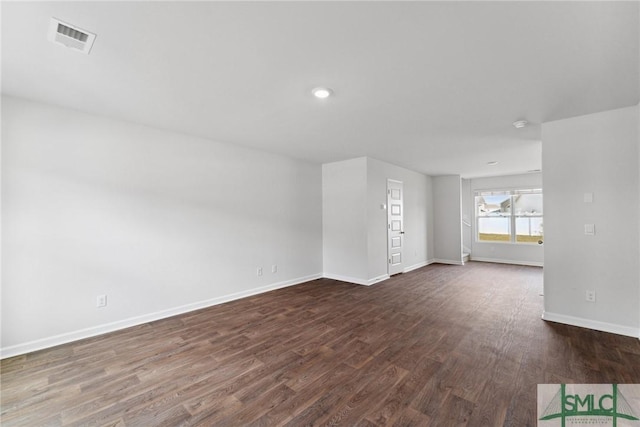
513, 194, 543, 216
515, 217, 543, 242
475, 190, 543, 244
476, 195, 511, 217
478, 217, 511, 241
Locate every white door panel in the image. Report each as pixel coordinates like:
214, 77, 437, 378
387, 180, 404, 275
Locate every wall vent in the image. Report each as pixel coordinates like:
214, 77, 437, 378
48, 18, 96, 54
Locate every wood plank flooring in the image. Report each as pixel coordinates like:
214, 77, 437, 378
2, 262, 640, 426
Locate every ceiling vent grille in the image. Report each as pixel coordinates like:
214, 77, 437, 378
48, 18, 96, 54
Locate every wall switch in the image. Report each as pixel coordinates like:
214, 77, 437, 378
257, 267, 263, 277
271, 265, 277, 273
584, 193, 593, 203
586, 290, 596, 302
584, 224, 595, 235
97, 294, 107, 308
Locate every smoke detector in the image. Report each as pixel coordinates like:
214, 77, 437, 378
48, 18, 96, 54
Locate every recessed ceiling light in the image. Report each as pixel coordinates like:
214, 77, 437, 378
487, 161, 499, 166
513, 120, 528, 129
312, 87, 333, 99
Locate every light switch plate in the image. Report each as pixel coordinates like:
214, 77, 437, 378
96, 294, 107, 308
584, 224, 595, 235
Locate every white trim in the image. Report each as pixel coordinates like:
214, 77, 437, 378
470, 257, 543, 267
462, 253, 470, 265
322, 273, 389, 286
474, 187, 542, 195
387, 178, 404, 277
0, 273, 322, 359
542, 311, 640, 339
323, 273, 369, 286
432, 258, 464, 266
367, 274, 390, 285
403, 261, 428, 273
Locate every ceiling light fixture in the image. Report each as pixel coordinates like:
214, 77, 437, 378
513, 120, 528, 129
312, 87, 333, 99
487, 161, 499, 166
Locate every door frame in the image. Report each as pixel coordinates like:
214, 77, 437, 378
387, 179, 404, 275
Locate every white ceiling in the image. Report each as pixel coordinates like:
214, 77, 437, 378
2, 1, 638, 178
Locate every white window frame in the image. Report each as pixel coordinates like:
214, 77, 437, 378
474, 188, 543, 245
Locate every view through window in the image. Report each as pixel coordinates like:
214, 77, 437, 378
475, 189, 543, 244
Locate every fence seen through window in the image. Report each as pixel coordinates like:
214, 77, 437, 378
475, 189, 543, 244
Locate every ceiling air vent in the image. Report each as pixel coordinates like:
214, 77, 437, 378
48, 18, 96, 54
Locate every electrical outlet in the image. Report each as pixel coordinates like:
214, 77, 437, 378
257, 267, 263, 277
271, 265, 277, 273
96, 294, 107, 308
585, 290, 596, 302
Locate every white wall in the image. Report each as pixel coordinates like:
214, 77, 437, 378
432, 175, 462, 264
366, 158, 432, 279
427, 177, 435, 266
468, 173, 544, 266
322, 157, 432, 285
542, 105, 639, 337
322, 158, 368, 283
461, 178, 472, 254
1, 96, 323, 357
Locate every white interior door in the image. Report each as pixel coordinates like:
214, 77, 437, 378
387, 179, 404, 275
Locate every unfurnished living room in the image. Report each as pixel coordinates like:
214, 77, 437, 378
1, 1, 639, 426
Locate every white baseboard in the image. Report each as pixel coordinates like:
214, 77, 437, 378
322, 273, 389, 286
367, 274, 390, 285
432, 258, 464, 266
542, 311, 640, 339
404, 261, 428, 273
470, 257, 543, 267
0, 273, 323, 359
325, 261, 432, 283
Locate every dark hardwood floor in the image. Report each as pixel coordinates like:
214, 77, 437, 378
2, 262, 640, 426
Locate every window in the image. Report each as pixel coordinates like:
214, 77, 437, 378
475, 189, 542, 244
